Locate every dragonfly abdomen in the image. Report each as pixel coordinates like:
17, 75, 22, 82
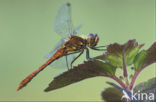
17, 48, 66, 91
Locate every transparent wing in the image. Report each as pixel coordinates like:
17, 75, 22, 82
73, 24, 82, 35
54, 3, 73, 37
48, 53, 75, 68
44, 37, 75, 69
44, 38, 66, 59
44, 3, 82, 68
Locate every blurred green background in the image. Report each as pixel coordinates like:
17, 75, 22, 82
0, 0, 155, 101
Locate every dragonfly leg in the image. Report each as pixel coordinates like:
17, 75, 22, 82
70, 50, 84, 68
90, 47, 106, 51
94, 45, 106, 48
65, 55, 69, 70
65, 50, 83, 70
66, 50, 80, 55
86, 48, 95, 61
86, 48, 90, 60
65, 51, 80, 70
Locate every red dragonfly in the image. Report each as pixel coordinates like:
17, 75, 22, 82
17, 3, 105, 91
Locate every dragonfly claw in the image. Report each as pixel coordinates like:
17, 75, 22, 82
88, 58, 96, 61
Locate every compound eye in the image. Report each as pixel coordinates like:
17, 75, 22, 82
95, 35, 99, 44
87, 33, 99, 47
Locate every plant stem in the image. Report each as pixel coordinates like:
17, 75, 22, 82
122, 50, 129, 89
122, 54, 128, 78
129, 71, 139, 90
129, 65, 149, 90
108, 76, 127, 89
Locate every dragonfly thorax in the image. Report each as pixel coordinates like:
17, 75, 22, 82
87, 33, 99, 47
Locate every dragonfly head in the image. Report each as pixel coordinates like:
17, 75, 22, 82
87, 33, 99, 47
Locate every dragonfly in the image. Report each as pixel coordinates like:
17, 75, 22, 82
17, 3, 105, 91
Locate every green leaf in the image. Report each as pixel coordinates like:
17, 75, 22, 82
96, 60, 116, 76
125, 47, 139, 65
96, 39, 144, 68
134, 50, 147, 70
107, 55, 123, 67
44, 60, 116, 92
134, 42, 156, 71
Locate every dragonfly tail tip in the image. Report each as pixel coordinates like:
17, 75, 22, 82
16, 87, 20, 91
16, 84, 23, 91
